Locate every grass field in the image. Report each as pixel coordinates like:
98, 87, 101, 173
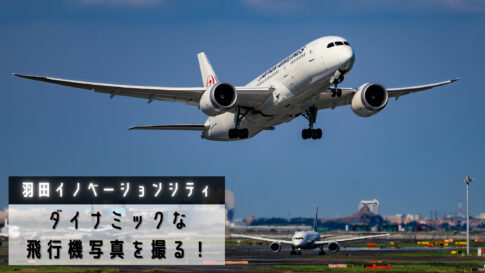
344, 259, 485, 266
253, 264, 479, 272
389, 250, 479, 257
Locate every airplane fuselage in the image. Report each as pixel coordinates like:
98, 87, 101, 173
292, 230, 321, 250
202, 36, 355, 140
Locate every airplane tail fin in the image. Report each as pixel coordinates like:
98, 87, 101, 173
314, 206, 318, 232
197, 52, 219, 88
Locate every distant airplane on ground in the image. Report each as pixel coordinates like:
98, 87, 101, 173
232, 207, 388, 255
14, 36, 457, 141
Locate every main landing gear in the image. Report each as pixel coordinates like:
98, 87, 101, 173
228, 106, 250, 139
302, 128, 322, 140
301, 106, 323, 140
228, 128, 248, 139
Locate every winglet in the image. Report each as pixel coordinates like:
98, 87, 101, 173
197, 52, 218, 88
12, 73, 43, 80
12, 73, 26, 78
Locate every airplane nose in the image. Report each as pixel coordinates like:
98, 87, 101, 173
339, 46, 355, 70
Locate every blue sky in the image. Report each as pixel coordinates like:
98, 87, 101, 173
1, 0, 484, 219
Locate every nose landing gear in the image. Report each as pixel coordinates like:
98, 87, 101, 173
331, 83, 342, 98
330, 70, 345, 97
301, 106, 323, 140
319, 246, 326, 256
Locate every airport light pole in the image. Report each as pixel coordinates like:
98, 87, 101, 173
464, 176, 474, 256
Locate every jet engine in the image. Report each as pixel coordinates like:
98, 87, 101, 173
270, 241, 282, 253
199, 82, 237, 116
327, 241, 341, 253
351, 83, 388, 117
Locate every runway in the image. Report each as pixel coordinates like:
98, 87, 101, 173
2, 243, 484, 272
132, 244, 484, 272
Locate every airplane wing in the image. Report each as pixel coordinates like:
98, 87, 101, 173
386, 79, 459, 98
129, 124, 206, 131
315, 79, 458, 110
128, 124, 275, 131
231, 234, 293, 245
314, 233, 389, 245
13, 74, 272, 108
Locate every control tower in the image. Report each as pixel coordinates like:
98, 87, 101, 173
358, 199, 380, 215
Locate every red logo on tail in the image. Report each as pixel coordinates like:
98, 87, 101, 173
206, 75, 215, 87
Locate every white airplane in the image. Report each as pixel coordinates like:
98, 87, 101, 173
232, 207, 389, 255
14, 36, 458, 141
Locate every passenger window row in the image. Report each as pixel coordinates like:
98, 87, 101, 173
327, 41, 349, 48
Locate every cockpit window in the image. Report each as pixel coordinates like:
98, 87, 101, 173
344, 41, 349, 45
327, 43, 334, 48
335, 41, 344, 46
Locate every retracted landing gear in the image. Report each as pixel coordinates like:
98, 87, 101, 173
301, 106, 323, 140
228, 106, 250, 139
